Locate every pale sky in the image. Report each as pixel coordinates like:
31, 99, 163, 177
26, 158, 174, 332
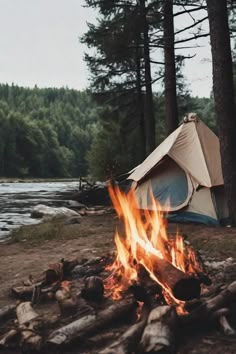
0, 0, 212, 97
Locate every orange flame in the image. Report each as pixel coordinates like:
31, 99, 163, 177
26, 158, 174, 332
105, 185, 202, 303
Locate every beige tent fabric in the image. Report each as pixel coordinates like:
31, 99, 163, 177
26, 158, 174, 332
196, 121, 224, 186
128, 119, 224, 188
128, 124, 182, 181
169, 121, 211, 187
185, 186, 217, 220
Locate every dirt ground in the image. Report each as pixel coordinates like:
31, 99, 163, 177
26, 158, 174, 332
1, 212, 236, 353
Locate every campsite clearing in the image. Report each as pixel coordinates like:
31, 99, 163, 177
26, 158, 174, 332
1, 213, 236, 353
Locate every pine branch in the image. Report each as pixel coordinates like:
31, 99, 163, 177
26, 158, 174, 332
174, 16, 208, 35
174, 6, 207, 17
175, 32, 209, 44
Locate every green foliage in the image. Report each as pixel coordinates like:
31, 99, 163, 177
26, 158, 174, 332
0, 84, 98, 178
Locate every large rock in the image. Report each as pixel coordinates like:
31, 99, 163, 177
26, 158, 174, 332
31, 204, 80, 219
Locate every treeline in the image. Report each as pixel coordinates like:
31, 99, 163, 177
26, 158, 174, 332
0, 84, 98, 177
0, 83, 215, 179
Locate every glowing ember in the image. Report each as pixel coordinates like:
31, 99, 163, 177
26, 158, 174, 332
104, 185, 202, 303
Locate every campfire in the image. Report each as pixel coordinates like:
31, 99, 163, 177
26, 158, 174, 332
0, 185, 236, 354
105, 185, 204, 304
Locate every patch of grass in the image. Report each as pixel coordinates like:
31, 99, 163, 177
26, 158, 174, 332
9, 218, 81, 246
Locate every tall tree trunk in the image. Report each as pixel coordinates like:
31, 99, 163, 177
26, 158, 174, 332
163, 0, 179, 135
135, 36, 146, 161
139, 0, 156, 154
207, 0, 236, 225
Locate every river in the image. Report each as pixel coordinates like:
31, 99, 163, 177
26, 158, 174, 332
0, 181, 80, 242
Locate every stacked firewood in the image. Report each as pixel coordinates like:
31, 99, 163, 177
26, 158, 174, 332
0, 255, 236, 354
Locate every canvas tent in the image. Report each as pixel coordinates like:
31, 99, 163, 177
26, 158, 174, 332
128, 115, 229, 225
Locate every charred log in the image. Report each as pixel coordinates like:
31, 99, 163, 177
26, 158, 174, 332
180, 280, 236, 325
81, 276, 104, 302
141, 253, 201, 301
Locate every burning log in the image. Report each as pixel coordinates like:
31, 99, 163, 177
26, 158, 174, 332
138, 252, 201, 301
81, 276, 104, 302
0, 304, 16, 321
46, 298, 137, 350
138, 306, 178, 354
16, 302, 43, 352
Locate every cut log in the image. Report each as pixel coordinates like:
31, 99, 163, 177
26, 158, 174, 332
99, 301, 151, 354
81, 276, 104, 302
139, 252, 201, 301
180, 280, 236, 325
16, 302, 43, 352
139, 305, 178, 354
47, 298, 137, 350
0, 304, 16, 321
16, 302, 40, 325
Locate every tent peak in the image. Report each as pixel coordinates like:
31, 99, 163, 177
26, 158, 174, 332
181, 112, 199, 125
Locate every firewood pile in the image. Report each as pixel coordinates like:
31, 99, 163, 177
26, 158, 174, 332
0, 252, 236, 354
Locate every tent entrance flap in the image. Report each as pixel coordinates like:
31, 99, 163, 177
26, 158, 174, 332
134, 157, 193, 211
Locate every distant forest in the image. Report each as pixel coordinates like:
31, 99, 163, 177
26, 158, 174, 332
0, 83, 215, 179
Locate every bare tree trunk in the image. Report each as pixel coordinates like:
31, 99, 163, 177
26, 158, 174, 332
163, 0, 179, 135
139, 0, 156, 154
136, 35, 146, 160
207, 0, 236, 224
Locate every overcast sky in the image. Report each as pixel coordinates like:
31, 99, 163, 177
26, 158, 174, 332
0, 0, 212, 97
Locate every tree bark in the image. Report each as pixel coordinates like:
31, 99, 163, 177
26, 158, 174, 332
206, 0, 236, 224
135, 35, 146, 160
164, 0, 179, 135
139, 0, 156, 154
